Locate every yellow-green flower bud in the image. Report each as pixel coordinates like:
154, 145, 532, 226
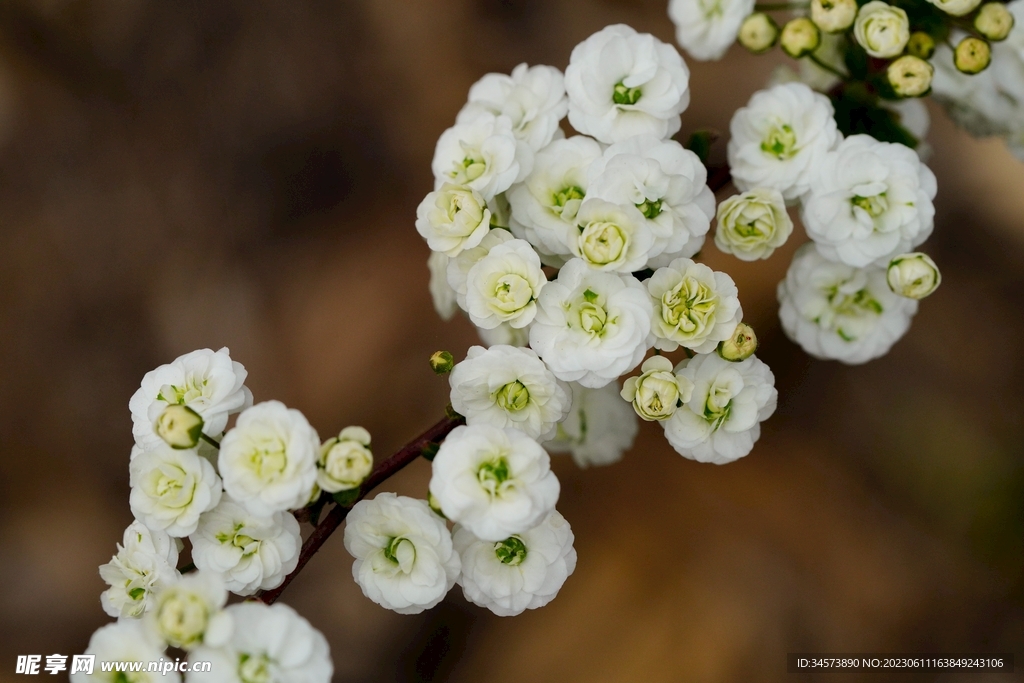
887, 253, 941, 299
155, 404, 204, 449
718, 323, 758, 362
955, 36, 992, 73
317, 426, 373, 493
780, 17, 822, 58
907, 31, 937, 58
429, 350, 455, 375
811, 0, 858, 32
887, 55, 934, 97
739, 13, 779, 53
975, 3, 1014, 41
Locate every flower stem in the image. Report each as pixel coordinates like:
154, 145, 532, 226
808, 53, 849, 79
255, 413, 465, 605
199, 432, 220, 449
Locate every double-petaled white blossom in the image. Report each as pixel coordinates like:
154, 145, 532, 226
801, 135, 937, 267
99, 521, 180, 618
646, 258, 743, 354
586, 135, 715, 266
565, 25, 691, 144
450, 345, 571, 440
544, 382, 639, 468
465, 238, 547, 329
670, 0, 757, 60
853, 2, 910, 58
130, 445, 222, 537
72, 620, 177, 683
727, 83, 840, 202
430, 425, 559, 541
662, 353, 777, 464
715, 187, 793, 261
778, 244, 918, 363
189, 496, 301, 596
529, 259, 653, 388
453, 510, 577, 617
446, 228, 515, 311
620, 355, 694, 421
145, 571, 231, 650
570, 198, 655, 272
130, 348, 252, 451
415, 183, 492, 257
317, 426, 373, 493
432, 113, 524, 200
344, 493, 461, 614
219, 401, 320, 516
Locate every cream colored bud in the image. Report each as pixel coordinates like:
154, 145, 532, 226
811, 0, 858, 32
780, 17, 822, 58
926, 0, 982, 16
955, 36, 992, 73
155, 404, 204, 449
316, 426, 373, 493
887, 253, 940, 299
619, 355, 694, 422
907, 31, 936, 58
429, 350, 455, 375
854, 2, 910, 58
718, 323, 758, 362
975, 3, 1014, 41
739, 13, 779, 53
887, 56, 934, 97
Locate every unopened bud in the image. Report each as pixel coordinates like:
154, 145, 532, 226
975, 2, 1014, 41
316, 426, 372, 493
155, 404, 204, 449
718, 323, 758, 362
780, 17, 822, 58
907, 31, 937, 58
887, 55, 934, 97
887, 253, 941, 299
811, 0, 858, 32
739, 13, 779, 53
429, 350, 455, 375
955, 36, 992, 74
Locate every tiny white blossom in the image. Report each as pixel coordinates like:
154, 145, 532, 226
450, 345, 571, 440
430, 425, 560, 541
715, 187, 793, 261
130, 348, 252, 451
669, 0, 757, 60
465, 238, 547, 329
130, 444, 222, 537
620, 355, 694, 421
99, 521, 180, 618
317, 426, 373, 493
646, 257, 743, 354
565, 24, 691, 144
853, 1, 910, 58
571, 198, 655, 272
219, 401, 320, 516
431, 113, 525, 200
529, 259, 653, 388
801, 135, 937, 267
545, 382, 638, 467
453, 510, 577, 617
344, 493, 461, 614
145, 571, 231, 650
415, 183, 491, 257
662, 353, 777, 464
72, 620, 178, 683
189, 497, 301, 596
446, 228, 515, 311
428, 252, 458, 321
778, 244, 918, 364
727, 82, 841, 202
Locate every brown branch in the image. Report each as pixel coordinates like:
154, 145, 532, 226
707, 165, 733, 194
256, 413, 464, 605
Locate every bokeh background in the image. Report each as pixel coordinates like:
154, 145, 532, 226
0, 0, 1021, 681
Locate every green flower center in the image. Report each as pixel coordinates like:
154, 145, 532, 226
579, 220, 627, 265
554, 185, 585, 208
636, 198, 663, 219
612, 81, 643, 106
660, 276, 718, 338
494, 536, 528, 566
760, 123, 798, 159
157, 376, 208, 405
851, 193, 888, 219
477, 457, 511, 496
238, 654, 273, 683
496, 381, 530, 412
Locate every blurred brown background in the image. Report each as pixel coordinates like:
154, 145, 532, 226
0, 1, 1020, 681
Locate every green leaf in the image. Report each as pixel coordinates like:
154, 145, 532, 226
684, 129, 719, 164
830, 87, 919, 148
332, 488, 361, 508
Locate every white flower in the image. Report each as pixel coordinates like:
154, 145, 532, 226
446, 228, 514, 311
453, 510, 577, 617
778, 243, 918, 364
344, 493, 460, 614
801, 135, 937, 268
565, 24, 691, 144
431, 113, 525, 200
465, 238, 547, 329
130, 348, 252, 451
145, 572, 231, 650
927, 0, 982, 16
646, 257, 743, 354
853, 2, 910, 58
586, 135, 715, 265
415, 184, 491, 257
428, 252, 458, 321
186, 602, 332, 683
317, 426, 373, 493
570, 198, 655, 272
529, 259, 653, 388
811, 0, 858, 32
99, 521, 180, 618
72, 620, 177, 683
545, 382, 639, 467
507, 136, 604, 263
715, 187, 793, 261
620, 355, 694, 421
189, 497, 301, 596
430, 425, 559, 541
219, 401, 320, 516
669, 0, 757, 60
130, 445, 222, 537
457, 63, 568, 154
887, 252, 941, 299
450, 345, 571, 440
662, 353, 777, 464
727, 82, 841, 202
